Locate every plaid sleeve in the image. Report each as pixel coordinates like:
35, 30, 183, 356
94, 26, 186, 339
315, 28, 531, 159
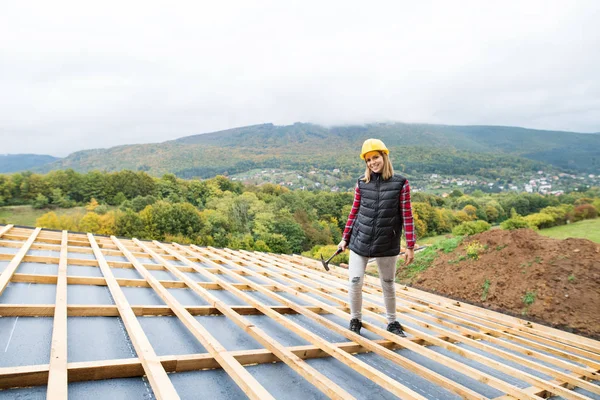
400, 180, 416, 249
342, 184, 361, 242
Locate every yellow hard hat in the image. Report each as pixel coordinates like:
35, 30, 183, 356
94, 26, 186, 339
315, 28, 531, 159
360, 138, 389, 160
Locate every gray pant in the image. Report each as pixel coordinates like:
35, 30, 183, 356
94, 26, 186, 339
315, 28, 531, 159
348, 250, 397, 323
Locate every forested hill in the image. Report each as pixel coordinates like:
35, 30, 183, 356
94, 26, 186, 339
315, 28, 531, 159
37, 122, 600, 178
0, 154, 59, 173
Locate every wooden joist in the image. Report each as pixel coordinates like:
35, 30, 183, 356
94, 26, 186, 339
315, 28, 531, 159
0, 228, 41, 297
0, 304, 327, 317
47, 230, 68, 399
87, 233, 180, 400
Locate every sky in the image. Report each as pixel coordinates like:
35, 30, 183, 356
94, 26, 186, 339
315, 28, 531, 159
1, 0, 599, 157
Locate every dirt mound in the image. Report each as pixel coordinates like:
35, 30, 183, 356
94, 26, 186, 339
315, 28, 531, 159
413, 229, 600, 339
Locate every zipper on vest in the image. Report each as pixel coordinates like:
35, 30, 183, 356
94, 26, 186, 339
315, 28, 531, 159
370, 174, 380, 257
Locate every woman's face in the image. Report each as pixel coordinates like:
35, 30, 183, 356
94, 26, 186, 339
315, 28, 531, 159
364, 151, 383, 173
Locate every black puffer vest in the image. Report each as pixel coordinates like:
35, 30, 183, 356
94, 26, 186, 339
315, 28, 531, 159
348, 173, 407, 257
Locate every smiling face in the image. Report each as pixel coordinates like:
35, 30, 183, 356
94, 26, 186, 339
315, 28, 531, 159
364, 151, 383, 173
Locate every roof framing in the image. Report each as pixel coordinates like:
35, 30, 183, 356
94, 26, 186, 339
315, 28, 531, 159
0, 225, 598, 399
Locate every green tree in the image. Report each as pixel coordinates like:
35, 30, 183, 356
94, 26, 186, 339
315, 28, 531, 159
115, 210, 146, 238
32, 193, 49, 209
449, 189, 463, 198
83, 171, 108, 202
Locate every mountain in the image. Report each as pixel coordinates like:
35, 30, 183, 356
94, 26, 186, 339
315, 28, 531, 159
37, 122, 600, 178
0, 154, 60, 173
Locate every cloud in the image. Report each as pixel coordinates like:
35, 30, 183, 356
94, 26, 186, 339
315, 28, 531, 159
1, 0, 599, 156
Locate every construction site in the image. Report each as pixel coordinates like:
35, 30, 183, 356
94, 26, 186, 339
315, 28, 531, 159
0, 224, 599, 399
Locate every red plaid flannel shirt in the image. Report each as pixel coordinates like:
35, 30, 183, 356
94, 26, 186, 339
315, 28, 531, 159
342, 180, 415, 249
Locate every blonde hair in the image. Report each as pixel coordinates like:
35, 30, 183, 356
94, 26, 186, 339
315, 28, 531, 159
361, 151, 394, 183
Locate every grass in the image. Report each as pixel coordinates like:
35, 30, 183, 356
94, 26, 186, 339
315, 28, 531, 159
481, 279, 491, 301
0, 205, 86, 227
417, 233, 453, 246
521, 290, 537, 315
538, 218, 600, 243
522, 291, 536, 306
397, 236, 463, 282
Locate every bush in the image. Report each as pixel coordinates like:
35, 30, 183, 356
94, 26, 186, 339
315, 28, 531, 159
524, 212, 555, 229
466, 241, 485, 260
537, 205, 572, 227
500, 216, 529, 230
573, 204, 598, 221
452, 220, 491, 236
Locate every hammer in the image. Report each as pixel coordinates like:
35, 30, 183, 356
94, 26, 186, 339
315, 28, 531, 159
320, 247, 343, 271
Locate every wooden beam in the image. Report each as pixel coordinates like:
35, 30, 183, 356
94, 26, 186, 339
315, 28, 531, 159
0, 304, 330, 317
0, 224, 14, 238
47, 230, 68, 399
0, 227, 41, 296
0, 339, 401, 390
87, 233, 179, 400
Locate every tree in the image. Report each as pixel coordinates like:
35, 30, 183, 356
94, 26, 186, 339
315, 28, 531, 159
260, 233, 291, 254
413, 202, 440, 236
449, 189, 463, 198
0, 175, 15, 204
86, 198, 100, 212
112, 192, 127, 206
36, 212, 61, 229
82, 171, 108, 202
456, 196, 479, 210
79, 212, 102, 233
573, 204, 598, 221
50, 188, 75, 208
484, 205, 500, 223
32, 193, 49, 209
462, 205, 478, 220
501, 195, 530, 216
115, 210, 145, 238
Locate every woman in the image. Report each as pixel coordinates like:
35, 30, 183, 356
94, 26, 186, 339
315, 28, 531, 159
338, 138, 415, 337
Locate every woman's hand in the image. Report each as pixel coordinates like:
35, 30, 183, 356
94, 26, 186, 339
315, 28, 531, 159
338, 240, 347, 251
403, 248, 414, 266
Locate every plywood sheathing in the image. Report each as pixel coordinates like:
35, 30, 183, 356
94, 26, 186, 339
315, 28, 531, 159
0, 225, 598, 400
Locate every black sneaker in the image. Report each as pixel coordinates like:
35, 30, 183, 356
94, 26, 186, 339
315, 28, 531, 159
387, 321, 406, 337
349, 318, 362, 334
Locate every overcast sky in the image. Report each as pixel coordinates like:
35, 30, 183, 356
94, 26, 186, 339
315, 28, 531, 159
1, 1, 599, 157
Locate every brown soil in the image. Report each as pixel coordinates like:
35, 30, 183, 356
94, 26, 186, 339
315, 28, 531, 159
412, 229, 600, 339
